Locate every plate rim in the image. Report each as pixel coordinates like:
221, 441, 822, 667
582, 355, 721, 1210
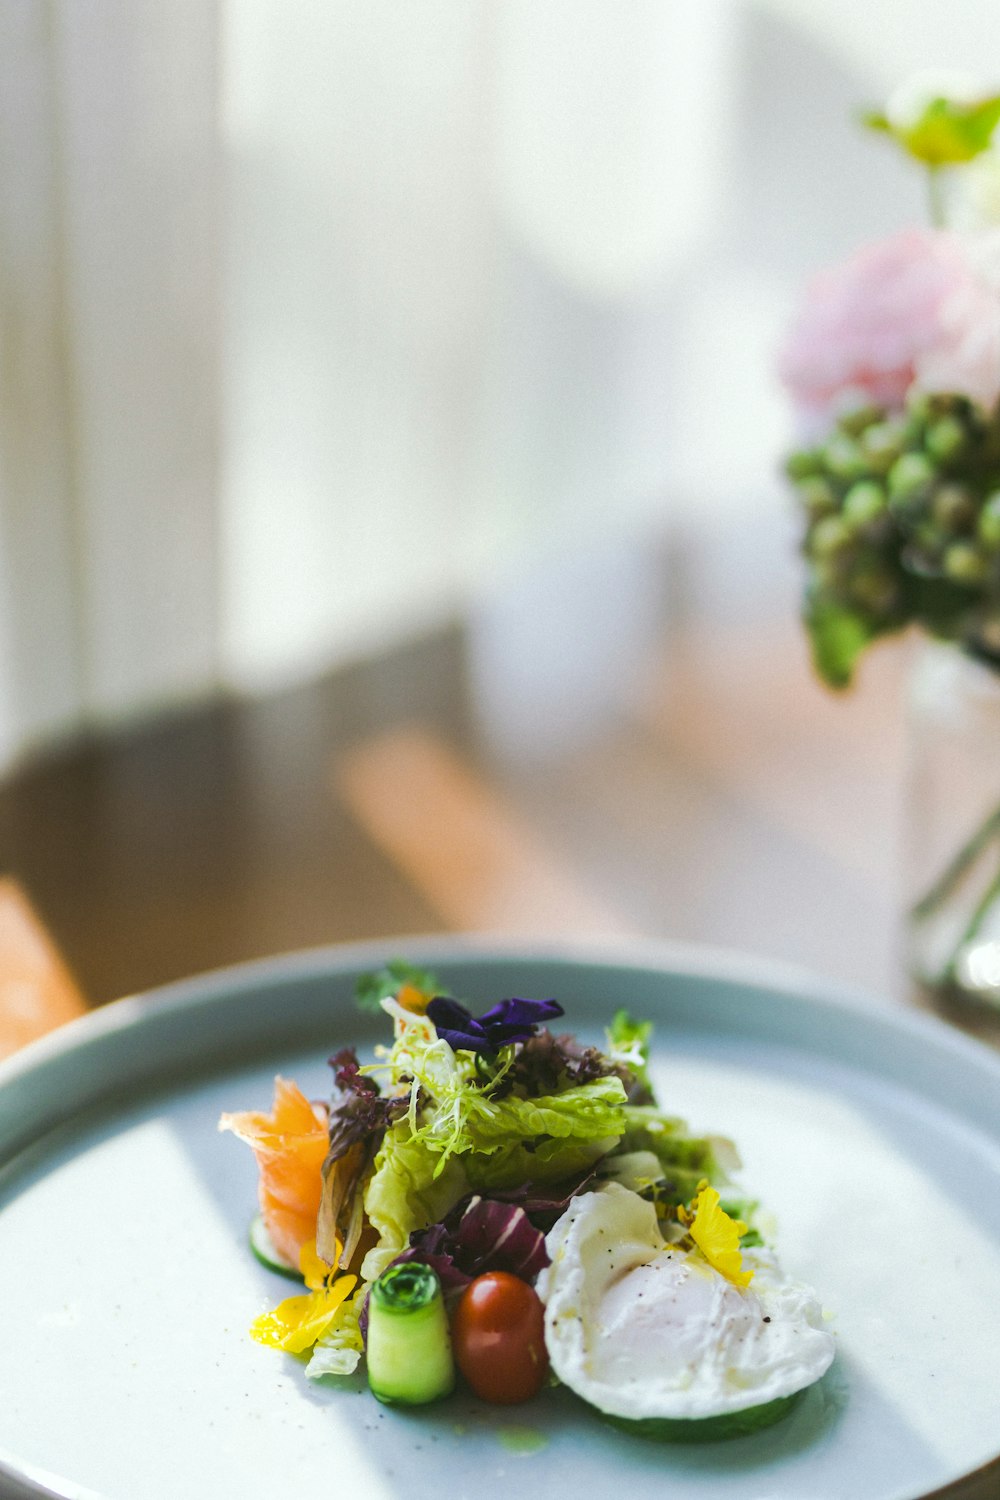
2, 931, 1000, 1098
1, 934, 999, 1500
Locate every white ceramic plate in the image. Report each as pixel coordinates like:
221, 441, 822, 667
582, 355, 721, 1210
1, 938, 998, 1500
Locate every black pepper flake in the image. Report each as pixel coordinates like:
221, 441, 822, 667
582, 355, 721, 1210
763, 1316, 771, 1323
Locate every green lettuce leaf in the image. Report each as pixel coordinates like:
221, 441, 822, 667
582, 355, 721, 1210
465, 1133, 620, 1193
445, 1075, 628, 1153
615, 1104, 739, 1205
361, 1124, 470, 1280
605, 1009, 654, 1096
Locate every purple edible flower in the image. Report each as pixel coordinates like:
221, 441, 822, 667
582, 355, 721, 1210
426, 994, 564, 1054
424, 997, 490, 1052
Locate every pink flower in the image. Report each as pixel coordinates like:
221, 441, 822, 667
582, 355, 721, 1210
778, 227, 1000, 427
917, 229, 1000, 409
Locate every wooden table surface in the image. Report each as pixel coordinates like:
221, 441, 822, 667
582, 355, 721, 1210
2, 615, 998, 1052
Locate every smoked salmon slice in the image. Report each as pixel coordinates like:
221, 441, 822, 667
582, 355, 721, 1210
219, 1076, 328, 1269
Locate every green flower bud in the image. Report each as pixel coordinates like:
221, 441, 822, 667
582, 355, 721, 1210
784, 449, 823, 482
796, 476, 838, 519
836, 403, 883, 438
811, 558, 849, 594
932, 482, 977, 533
848, 561, 899, 616
860, 420, 905, 473
943, 541, 990, 586
924, 415, 968, 465
917, 390, 967, 421
978, 491, 1000, 550
920, 518, 951, 551
888, 451, 936, 499
823, 434, 866, 481
843, 480, 888, 533
905, 388, 934, 425
809, 515, 854, 559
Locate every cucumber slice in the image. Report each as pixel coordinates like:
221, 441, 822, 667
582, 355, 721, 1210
248, 1214, 303, 1281
601, 1390, 801, 1443
366, 1262, 454, 1405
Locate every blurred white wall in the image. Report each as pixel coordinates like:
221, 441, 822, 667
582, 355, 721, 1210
2, 0, 1000, 765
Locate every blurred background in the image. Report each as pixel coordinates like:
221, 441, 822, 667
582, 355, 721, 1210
2, 0, 1000, 1036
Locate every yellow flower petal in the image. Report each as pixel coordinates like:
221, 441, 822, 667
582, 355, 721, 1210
299, 1236, 338, 1291
689, 1185, 754, 1289
251, 1274, 357, 1354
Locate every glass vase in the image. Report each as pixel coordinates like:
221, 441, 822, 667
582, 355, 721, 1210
907, 640, 1000, 1009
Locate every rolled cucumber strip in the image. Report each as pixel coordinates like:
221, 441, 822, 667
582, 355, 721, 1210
366, 1262, 454, 1405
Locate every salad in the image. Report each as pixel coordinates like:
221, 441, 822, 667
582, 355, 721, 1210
219, 961, 835, 1439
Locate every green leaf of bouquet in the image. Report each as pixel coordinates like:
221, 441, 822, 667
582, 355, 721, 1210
805, 596, 876, 689
861, 94, 1000, 166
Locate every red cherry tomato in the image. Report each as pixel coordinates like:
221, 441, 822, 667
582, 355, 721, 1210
451, 1272, 549, 1404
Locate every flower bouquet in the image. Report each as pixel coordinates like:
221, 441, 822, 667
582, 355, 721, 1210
779, 77, 1000, 1005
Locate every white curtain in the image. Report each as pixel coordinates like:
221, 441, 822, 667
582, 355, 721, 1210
0, 0, 220, 764
1, 0, 997, 768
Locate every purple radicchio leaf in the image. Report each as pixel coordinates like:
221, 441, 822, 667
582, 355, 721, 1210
358, 1236, 471, 1344
450, 1195, 550, 1280
359, 1194, 552, 1346
478, 1164, 599, 1229
425, 995, 564, 1054
316, 1047, 407, 1268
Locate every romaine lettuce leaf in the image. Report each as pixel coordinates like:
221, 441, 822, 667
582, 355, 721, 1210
443, 1075, 628, 1154
360, 1124, 470, 1281
465, 1133, 620, 1193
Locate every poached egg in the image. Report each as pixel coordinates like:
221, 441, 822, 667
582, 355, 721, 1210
536, 1182, 835, 1423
